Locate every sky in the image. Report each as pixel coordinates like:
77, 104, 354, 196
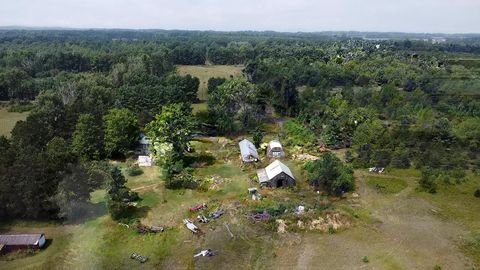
0, 0, 479, 33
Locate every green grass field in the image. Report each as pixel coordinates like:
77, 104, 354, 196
366, 176, 408, 194
177, 65, 244, 101
0, 108, 28, 137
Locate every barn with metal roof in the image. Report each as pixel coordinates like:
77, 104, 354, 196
257, 160, 295, 188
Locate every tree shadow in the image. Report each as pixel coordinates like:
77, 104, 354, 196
42, 239, 53, 250
184, 153, 216, 168
131, 206, 151, 219
62, 201, 108, 225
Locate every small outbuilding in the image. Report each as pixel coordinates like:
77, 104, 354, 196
138, 155, 153, 167
239, 139, 260, 163
257, 160, 295, 188
0, 233, 46, 254
266, 140, 285, 158
136, 133, 151, 156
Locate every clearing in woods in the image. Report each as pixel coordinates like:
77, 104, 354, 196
0, 108, 28, 137
1, 138, 479, 269
177, 65, 244, 101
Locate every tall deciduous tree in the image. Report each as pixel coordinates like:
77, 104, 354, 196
103, 108, 139, 157
72, 114, 103, 160
146, 103, 194, 162
208, 78, 262, 133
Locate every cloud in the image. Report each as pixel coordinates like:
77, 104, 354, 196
0, 0, 479, 33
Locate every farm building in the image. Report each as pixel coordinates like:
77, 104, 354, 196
266, 140, 285, 158
136, 133, 151, 156
257, 160, 295, 188
239, 139, 260, 163
0, 234, 46, 254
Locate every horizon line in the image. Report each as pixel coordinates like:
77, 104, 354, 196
1, 25, 480, 36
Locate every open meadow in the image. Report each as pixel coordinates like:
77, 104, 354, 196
177, 65, 244, 113
0, 108, 28, 137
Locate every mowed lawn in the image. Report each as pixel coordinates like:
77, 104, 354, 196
0, 108, 28, 137
177, 65, 244, 101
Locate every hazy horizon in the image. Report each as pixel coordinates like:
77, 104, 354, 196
0, 0, 479, 34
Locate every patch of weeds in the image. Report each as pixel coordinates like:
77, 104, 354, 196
362, 256, 369, 263
474, 189, 480, 198
139, 192, 161, 208
126, 165, 144, 176
366, 176, 408, 194
327, 225, 336, 235
462, 233, 480, 266
432, 266, 442, 270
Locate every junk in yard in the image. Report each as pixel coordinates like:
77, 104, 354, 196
193, 249, 217, 258
248, 187, 263, 200
224, 223, 234, 238
276, 219, 287, 233
131, 253, 149, 263
135, 224, 165, 234
197, 215, 209, 223
295, 205, 305, 215
368, 167, 385, 174
189, 203, 207, 212
209, 209, 224, 219
248, 211, 271, 222
183, 219, 199, 233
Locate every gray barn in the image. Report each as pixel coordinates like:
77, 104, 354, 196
0, 233, 46, 254
257, 160, 295, 188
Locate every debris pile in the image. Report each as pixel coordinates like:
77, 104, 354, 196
197, 215, 209, 223
248, 211, 271, 222
183, 219, 199, 233
194, 249, 217, 258
276, 219, 287, 233
295, 205, 305, 215
292, 153, 319, 161
248, 187, 263, 200
368, 167, 385, 174
309, 213, 351, 232
136, 224, 165, 234
209, 209, 225, 219
131, 253, 149, 263
189, 203, 207, 212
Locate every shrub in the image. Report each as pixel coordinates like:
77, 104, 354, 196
252, 127, 264, 148
390, 147, 410, 168
419, 167, 437, 193
165, 169, 197, 189
344, 150, 354, 163
283, 120, 316, 147
107, 199, 134, 221
474, 189, 480, 198
305, 152, 355, 196
362, 256, 369, 263
126, 165, 144, 176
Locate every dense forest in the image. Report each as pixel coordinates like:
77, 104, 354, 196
0, 30, 479, 220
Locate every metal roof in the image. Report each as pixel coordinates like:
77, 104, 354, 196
0, 234, 44, 246
264, 160, 294, 180
139, 133, 151, 145
239, 139, 259, 161
268, 140, 283, 149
